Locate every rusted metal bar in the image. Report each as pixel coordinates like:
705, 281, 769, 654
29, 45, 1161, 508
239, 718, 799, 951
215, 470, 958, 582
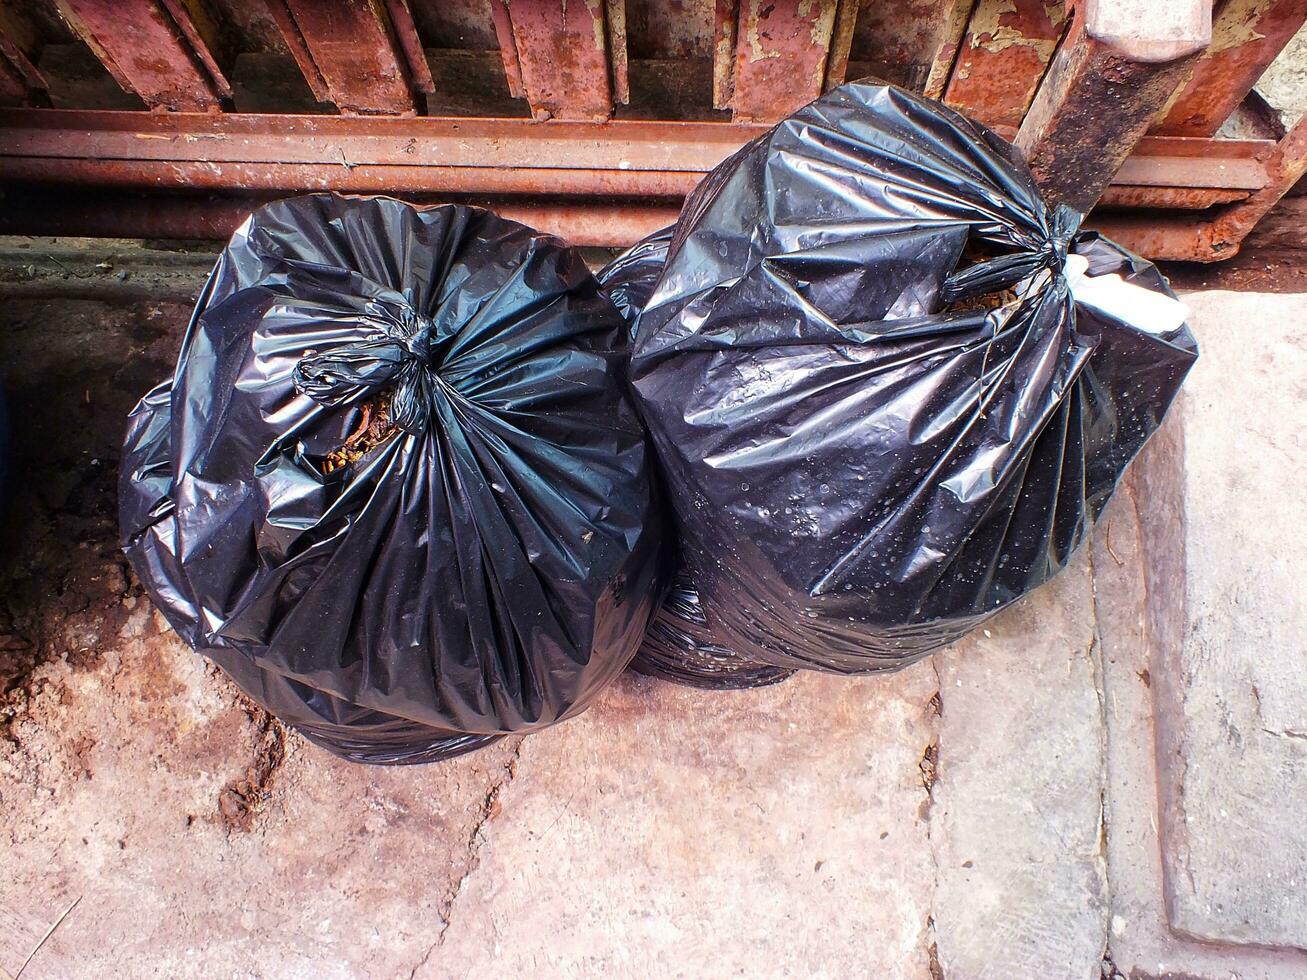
0, 188, 680, 247
263, 0, 417, 114
489, 0, 526, 100
159, 0, 233, 99
1208, 112, 1307, 248
1156, 0, 1307, 137
54, 0, 229, 111
1015, 0, 1212, 213
1123, 110, 1307, 259
1096, 186, 1250, 209
0, 25, 44, 107
259, 0, 329, 102
7, 151, 1260, 212
1114, 151, 1267, 190
728, 0, 841, 122
0, 8, 47, 106
495, 0, 616, 120
382, 0, 437, 100
712, 0, 739, 109
943, 0, 1067, 130
0, 54, 26, 107
0, 109, 1276, 214
851, 0, 973, 94
0, 157, 704, 196
606, 0, 630, 105
824, 0, 860, 91
0, 109, 768, 171
923, 0, 976, 98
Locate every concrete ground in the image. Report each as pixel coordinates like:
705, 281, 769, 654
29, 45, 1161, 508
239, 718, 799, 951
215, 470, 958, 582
1, 241, 1305, 979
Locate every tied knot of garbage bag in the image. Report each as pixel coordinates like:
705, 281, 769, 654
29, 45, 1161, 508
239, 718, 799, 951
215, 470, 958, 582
292, 303, 446, 434
939, 203, 1083, 306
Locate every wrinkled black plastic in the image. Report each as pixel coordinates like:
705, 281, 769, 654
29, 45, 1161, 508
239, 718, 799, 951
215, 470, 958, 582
630, 83, 1198, 674
121, 193, 663, 763
599, 229, 794, 690
631, 567, 797, 690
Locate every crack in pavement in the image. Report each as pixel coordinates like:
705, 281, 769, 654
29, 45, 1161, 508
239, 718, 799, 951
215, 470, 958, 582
432, 736, 525, 958
924, 652, 945, 978
1087, 543, 1117, 977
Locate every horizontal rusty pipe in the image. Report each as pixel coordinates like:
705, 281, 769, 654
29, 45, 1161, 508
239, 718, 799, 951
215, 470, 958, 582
0, 158, 703, 197
0, 188, 680, 247
1, 182, 1239, 261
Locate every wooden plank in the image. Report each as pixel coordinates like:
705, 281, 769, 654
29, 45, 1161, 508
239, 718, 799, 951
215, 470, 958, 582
55, 0, 227, 111
1015, 0, 1211, 213
1156, 0, 1307, 136
943, 0, 1066, 129
730, 0, 839, 122
499, 0, 614, 120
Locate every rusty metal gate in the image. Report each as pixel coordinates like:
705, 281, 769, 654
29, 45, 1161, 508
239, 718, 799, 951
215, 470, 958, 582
0, 0, 1304, 259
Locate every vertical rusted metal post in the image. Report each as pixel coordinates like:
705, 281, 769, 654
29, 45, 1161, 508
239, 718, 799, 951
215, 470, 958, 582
489, 0, 526, 100
606, 0, 630, 106
1015, 0, 1211, 213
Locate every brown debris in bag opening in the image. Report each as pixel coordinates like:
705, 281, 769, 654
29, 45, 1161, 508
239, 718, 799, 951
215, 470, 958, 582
948, 286, 1018, 313
946, 241, 1020, 313
323, 393, 398, 474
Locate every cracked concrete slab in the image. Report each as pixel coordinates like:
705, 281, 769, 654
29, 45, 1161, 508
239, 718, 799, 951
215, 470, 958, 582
1093, 291, 1307, 979
1093, 426, 1307, 980
1158, 292, 1307, 950
432, 669, 940, 979
931, 553, 1109, 980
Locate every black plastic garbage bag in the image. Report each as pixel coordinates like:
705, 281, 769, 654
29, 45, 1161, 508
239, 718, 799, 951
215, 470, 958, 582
121, 193, 664, 763
629, 82, 1198, 674
598, 230, 793, 690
